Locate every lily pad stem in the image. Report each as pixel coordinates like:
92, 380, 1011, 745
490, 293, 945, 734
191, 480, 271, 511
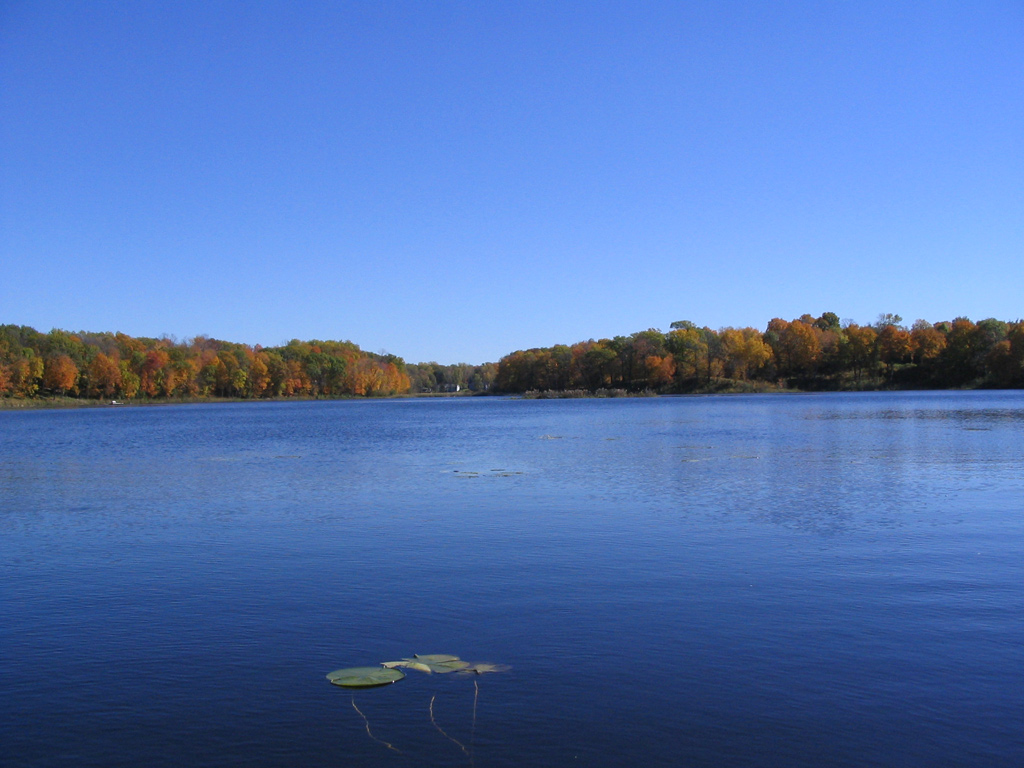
430, 694, 470, 759
351, 696, 401, 755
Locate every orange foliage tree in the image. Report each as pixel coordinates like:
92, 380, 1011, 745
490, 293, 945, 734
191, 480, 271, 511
139, 349, 170, 397
87, 353, 123, 398
43, 354, 79, 395
876, 323, 912, 381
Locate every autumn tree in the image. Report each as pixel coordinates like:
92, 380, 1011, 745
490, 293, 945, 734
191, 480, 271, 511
840, 324, 878, 386
249, 353, 271, 397
813, 315, 843, 378
973, 319, 1009, 380
44, 329, 88, 369
87, 353, 123, 398
545, 345, 574, 390
986, 322, 1024, 387
115, 332, 147, 360
626, 331, 667, 389
766, 318, 820, 381
118, 360, 140, 398
380, 360, 411, 394
720, 327, 772, 380
580, 342, 618, 390
940, 317, 980, 385
43, 354, 79, 396
814, 312, 841, 333
259, 351, 286, 396
214, 351, 239, 396
666, 324, 697, 382
644, 354, 676, 390
139, 349, 170, 397
284, 359, 310, 395
350, 357, 384, 396
11, 356, 44, 397
667, 322, 711, 386
910, 320, 947, 366
495, 349, 540, 392
875, 323, 912, 382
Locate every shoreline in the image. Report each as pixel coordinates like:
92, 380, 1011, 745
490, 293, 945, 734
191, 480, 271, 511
0, 391, 488, 410
1, 383, 994, 410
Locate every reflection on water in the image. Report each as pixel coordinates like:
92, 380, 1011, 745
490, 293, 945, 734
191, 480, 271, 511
2, 392, 1023, 767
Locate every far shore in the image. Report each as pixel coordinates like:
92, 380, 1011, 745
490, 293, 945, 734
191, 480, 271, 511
2, 380, 986, 410
0, 391, 486, 410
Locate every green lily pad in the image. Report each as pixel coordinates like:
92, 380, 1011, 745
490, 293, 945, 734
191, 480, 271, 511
456, 662, 511, 675
404, 654, 471, 673
326, 666, 406, 688
382, 660, 433, 673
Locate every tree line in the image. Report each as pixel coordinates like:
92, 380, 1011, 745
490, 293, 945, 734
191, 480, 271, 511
493, 313, 1024, 394
3, 312, 1021, 403
405, 361, 498, 394
0, 326, 412, 400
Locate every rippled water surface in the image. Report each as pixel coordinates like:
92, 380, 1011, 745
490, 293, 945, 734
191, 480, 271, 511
3, 392, 1023, 767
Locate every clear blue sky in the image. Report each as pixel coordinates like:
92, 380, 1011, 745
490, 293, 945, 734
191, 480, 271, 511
2, 1, 1021, 364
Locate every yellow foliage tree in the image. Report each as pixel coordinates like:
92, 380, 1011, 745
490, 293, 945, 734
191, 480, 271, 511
720, 327, 772, 380
12, 357, 44, 397
250, 353, 270, 397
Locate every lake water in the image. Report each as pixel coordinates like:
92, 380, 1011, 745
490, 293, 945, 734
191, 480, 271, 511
3, 392, 1023, 767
